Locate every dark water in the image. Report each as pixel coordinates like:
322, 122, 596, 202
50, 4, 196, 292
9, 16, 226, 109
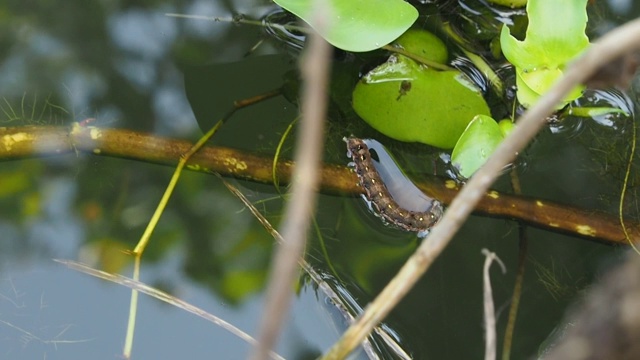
1, 0, 639, 359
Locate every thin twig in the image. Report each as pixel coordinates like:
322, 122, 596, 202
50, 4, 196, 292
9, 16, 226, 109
54, 259, 285, 360
220, 175, 410, 359
165, 13, 308, 34
120, 112, 231, 359
482, 249, 506, 360
619, 102, 640, 254
250, 6, 332, 359
120, 89, 280, 358
321, 17, 640, 360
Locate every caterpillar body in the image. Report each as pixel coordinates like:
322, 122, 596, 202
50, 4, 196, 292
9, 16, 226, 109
345, 137, 443, 235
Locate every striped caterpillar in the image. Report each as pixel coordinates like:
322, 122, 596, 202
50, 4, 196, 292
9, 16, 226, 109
345, 137, 443, 235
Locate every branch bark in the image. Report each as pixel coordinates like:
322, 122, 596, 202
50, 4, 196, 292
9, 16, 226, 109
0, 124, 636, 245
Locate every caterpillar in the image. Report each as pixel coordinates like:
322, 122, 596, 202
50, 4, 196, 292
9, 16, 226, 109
345, 137, 443, 235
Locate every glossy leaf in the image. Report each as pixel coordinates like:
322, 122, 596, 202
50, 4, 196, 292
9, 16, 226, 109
498, 119, 515, 137
451, 115, 505, 179
487, 0, 527, 7
500, 0, 590, 108
393, 29, 448, 64
274, 0, 418, 52
352, 55, 490, 149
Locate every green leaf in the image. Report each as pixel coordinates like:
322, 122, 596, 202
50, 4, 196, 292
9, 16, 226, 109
501, 0, 589, 68
500, 0, 590, 108
183, 55, 295, 133
393, 29, 448, 65
451, 115, 505, 179
498, 119, 515, 137
486, 0, 527, 7
514, 67, 584, 109
274, 0, 418, 52
352, 55, 490, 149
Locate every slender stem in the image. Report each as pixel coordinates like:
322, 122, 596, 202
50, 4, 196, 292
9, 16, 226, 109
165, 13, 308, 34
619, 107, 640, 254
124, 114, 229, 358
501, 168, 528, 360
123, 88, 281, 358
123, 257, 140, 358
131, 115, 228, 255
502, 224, 528, 360
272, 116, 298, 190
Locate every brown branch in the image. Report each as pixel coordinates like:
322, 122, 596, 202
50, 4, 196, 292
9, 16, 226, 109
0, 124, 636, 245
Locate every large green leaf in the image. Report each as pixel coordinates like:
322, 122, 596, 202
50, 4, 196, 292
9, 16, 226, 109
500, 0, 590, 108
352, 55, 490, 149
183, 55, 295, 134
274, 0, 418, 52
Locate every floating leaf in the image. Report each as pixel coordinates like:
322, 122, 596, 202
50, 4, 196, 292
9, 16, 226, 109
500, 0, 590, 108
352, 55, 490, 149
498, 119, 515, 137
274, 0, 418, 52
451, 115, 505, 179
487, 0, 527, 7
183, 55, 295, 133
393, 29, 448, 64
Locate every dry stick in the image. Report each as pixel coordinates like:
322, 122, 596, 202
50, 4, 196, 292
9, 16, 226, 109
482, 249, 506, 360
321, 17, 640, 360
250, 20, 332, 360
